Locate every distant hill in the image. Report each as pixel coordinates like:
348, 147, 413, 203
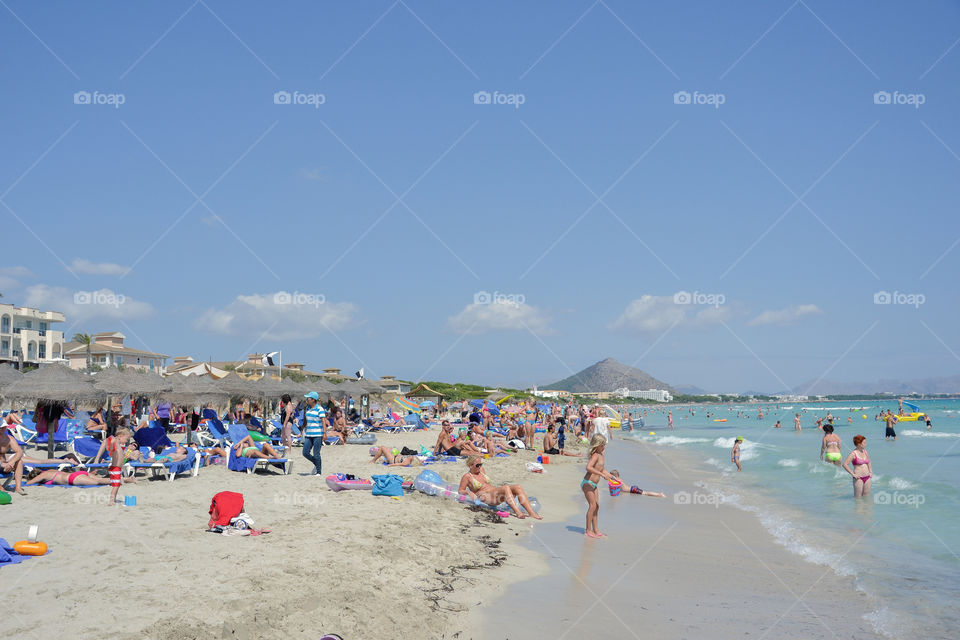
675, 384, 708, 395
788, 373, 960, 396
543, 358, 674, 393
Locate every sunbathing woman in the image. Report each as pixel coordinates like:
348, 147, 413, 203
368, 446, 423, 467
458, 455, 542, 520
468, 431, 513, 456
26, 467, 136, 486
141, 444, 189, 463
232, 435, 283, 459
187, 442, 229, 458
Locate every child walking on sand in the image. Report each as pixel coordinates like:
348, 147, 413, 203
609, 470, 666, 498
95, 427, 133, 505
731, 437, 743, 472
582, 434, 617, 538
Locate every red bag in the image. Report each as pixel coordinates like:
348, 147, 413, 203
208, 491, 244, 528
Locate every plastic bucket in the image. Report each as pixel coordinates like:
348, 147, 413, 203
541, 455, 550, 464
608, 480, 622, 497
124, 495, 137, 506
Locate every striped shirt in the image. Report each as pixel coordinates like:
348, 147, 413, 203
304, 405, 326, 438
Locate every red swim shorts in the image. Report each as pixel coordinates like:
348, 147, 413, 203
109, 466, 122, 488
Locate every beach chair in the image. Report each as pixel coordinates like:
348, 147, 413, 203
9, 423, 37, 445
122, 426, 199, 480
70, 437, 107, 464
196, 415, 229, 447
33, 420, 71, 452
125, 446, 199, 481
225, 424, 291, 475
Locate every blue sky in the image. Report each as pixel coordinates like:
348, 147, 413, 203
2, 1, 958, 392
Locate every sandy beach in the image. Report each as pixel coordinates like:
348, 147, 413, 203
4, 426, 891, 640
3, 428, 563, 640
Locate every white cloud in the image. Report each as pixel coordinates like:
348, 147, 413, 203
195, 292, 360, 340
299, 167, 328, 181
446, 300, 553, 335
23, 284, 154, 322
748, 304, 823, 326
70, 259, 129, 276
0, 266, 34, 278
610, 295, 735, 334
610, 295, 686, 333
0, 266, 36, 291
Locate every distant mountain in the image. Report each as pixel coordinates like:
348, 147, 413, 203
789, 373, 960, 396
543, 358, 674, 393
675, 384, 708, 395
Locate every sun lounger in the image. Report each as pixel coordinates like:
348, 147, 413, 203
125, 446, 199, 481
225, 424, 291, 475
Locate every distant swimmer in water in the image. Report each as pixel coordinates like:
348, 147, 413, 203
775, 420, 781, 429
925, 415, 933, 431
731, 437, 743, 472
668, 411, 673, 430
820, 424, 842, 466
794, 413, 802, 431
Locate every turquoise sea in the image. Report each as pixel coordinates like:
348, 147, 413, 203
620, 399, 960, 639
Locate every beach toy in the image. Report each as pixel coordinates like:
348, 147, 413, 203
325, 474, 412, 492
608, 479, 623, 497
649, 431, 655, 436
0, 491, 10, 505
541, 455, 550, 464
862, 414, 868, 419
536, 455, 542, 463
13, 541, 47, 556
124, 495, 137, 506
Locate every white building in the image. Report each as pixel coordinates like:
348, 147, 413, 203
0, 303, 66, 367
629, 389, 674, 402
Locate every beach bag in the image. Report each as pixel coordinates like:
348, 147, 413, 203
208, 491, 244, 528
371, 474, 404, 497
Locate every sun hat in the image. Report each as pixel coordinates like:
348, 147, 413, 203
304, 391, 319, 400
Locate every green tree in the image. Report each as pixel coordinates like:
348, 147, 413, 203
72, 333, 93, 370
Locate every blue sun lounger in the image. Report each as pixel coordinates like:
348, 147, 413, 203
225, 424, 291, 475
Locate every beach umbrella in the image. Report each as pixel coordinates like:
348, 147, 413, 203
4, 365, 105, 458
395, 397, 419, 412
331, 381, 365, 397
92, 367, 172, 397
215, 372, 258, 397
163, 374, 229, 407
252, 375, 289, 400
357, 378, 384, 395
4, 365, 103, 406
0, 365, 23, 400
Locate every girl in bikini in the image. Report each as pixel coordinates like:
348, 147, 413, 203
458, 455, 542, 520
820, 424, 842, 466
582, 434, 616, 538
26, 467, 137, 487
842, 434, 872, 498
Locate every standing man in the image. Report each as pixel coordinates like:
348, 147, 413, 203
794, 413, 802, 431
885, 412, 898, 441
301, 391, 327, 476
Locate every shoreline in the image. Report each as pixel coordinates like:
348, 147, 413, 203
480, 433, 886, 640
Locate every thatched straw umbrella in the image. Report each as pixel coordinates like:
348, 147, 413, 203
92, 367, 172, 397
215, 372, 258, 397
0, 365, 23, 400
4, 365, 105, 458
